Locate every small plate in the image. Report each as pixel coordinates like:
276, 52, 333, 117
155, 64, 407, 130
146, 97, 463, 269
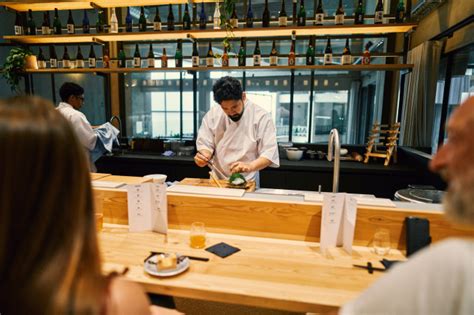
144, 254, 190, 277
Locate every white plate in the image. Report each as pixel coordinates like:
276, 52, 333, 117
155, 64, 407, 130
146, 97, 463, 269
144, 254, 190, 277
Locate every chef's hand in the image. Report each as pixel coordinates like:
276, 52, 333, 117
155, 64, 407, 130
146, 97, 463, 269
194, 150, 212, 167
230, 161, 253, 174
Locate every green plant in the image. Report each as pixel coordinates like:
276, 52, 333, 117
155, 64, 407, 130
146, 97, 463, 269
221, 0, 237, 52
1, 47, 32, 93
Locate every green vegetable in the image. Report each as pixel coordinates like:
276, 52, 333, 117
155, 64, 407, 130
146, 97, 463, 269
229, 173, 246, 186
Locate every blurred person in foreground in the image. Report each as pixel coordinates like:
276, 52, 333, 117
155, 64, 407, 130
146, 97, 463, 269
339, 97, 474, 314
0, 96, 181, 315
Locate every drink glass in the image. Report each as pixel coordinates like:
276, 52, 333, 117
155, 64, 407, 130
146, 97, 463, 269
190, 222, 206, 249
373, 228, 390, 256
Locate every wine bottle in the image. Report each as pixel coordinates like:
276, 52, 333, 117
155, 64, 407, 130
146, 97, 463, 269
288, 39, 296, 66
175, 40, 183, 67
133, 44, 141, 68
14, 12, 23, 35
110, 8, 118, 33
161, 48, 168, 68
354, 0, 364, 25
213, 1, 220, 30
238, 38, 246, 66
199, 1, 207, 29
79, 10, 89, 34
278, 0, 287, 27
362, 41, 372, 65
315, 0, 324, 25
76, 46, 84, 68
192, 41, 200, 67
335, 0, 344, 25
297, 0, 305, 26
96, 9, 104, 33
341, 38, 351, 65
139, 7, 147, 32
167, 4, 175, 30
262, 0, 270, 27
305, 36, 315, 65
37, 48, 46, 69
253, 40, 261, 66
374, 0, 384, 24
153, 6, 162, 31
230, 4, 238, 28
49, 45, 58, 68
53, 8, 62, 34
42, 12, 51, 35
27, 10, 36, 35
103, 47, 110, 68
88, 44, 96, 68
292, 0, 297, 25
147, 43, 155, 68
323, 38, 332, 65
125, 7, 133, 32
246, 0, 254, 28
118, 49, 126, 68
269, 40, 278, 66
192, 2, 198, 28
62, 46, 71, 68
395, 0, 405, 23
206, 41, 214, 67
222, 46, 229, 67
183, 4, 192, 30
67, 10, 75, 34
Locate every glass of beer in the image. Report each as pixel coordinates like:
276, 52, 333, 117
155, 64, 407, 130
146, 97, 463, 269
190, 222, 206, 249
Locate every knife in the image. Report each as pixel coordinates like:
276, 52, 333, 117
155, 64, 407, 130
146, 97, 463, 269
144, 251, 210, 262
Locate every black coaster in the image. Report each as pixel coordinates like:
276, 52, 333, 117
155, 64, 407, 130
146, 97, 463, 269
205, 242, 240, 258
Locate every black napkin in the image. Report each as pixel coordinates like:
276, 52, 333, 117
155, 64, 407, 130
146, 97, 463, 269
205, 242, 240, 258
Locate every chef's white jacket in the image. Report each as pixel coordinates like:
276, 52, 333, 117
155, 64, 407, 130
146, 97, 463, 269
56, 102, 97, 151
196, 99, 280, 182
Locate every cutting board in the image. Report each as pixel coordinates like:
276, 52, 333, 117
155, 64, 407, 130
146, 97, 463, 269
167, 184, 245, 197
180, 177, 256, 192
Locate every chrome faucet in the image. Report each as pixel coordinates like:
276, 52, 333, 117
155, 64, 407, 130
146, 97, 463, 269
109, 115, 123, 135
327, 128, 340, 193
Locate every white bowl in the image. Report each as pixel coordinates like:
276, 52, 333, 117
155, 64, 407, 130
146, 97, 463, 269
286, 149, 303, 161
144, 174, 167, 183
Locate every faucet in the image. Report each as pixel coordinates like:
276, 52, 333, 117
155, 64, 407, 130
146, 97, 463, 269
109, 115, 123, 136
327, 128, 340, 193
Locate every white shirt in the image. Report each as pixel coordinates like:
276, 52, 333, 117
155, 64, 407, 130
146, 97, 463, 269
196, 99, 280, 181
56, 102, 97, 151
340, 238, 474, 315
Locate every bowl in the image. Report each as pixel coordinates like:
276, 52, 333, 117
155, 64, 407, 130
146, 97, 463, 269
144, 174, 167, 184
286, 149, 303, 161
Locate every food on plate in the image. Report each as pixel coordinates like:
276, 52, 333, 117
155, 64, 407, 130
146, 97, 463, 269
156, 253, 177, 271
228, 173, 247, 187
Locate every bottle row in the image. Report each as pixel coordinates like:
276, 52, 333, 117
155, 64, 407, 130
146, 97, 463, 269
14, 0, 406, 36
35, 37, 374, 70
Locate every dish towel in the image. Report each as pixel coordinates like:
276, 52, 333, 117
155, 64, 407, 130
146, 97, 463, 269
90, 122, 120, 165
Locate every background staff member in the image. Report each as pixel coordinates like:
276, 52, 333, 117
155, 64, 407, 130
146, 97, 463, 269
194, 76, 279, 183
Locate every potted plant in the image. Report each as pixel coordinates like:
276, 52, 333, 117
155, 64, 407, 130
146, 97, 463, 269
1, 47, 35, 93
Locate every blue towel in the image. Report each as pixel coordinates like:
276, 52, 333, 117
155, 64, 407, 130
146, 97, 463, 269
90, 122, 120, 164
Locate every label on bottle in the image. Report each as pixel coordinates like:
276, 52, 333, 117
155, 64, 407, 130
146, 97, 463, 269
230, 18, 238, 28
42, 26, 50, 35
324, 54, 332, 65
192, 56, 200, 67
88, 58, 96, 68
288, 54, 295, 66
76, 59, 84, 68
83, 25, 90, 33
206, 57, 214, 67
279, 16, 287, 27
37, 60, 46, 69
222, 57, 229, 67
153, 22, 161, 31
133, 57, 141, 68
50, 58, 57, 68
335, 14, 344, 25
253, 55, 261, 66
147, 58, 155, 68
374, 11, 384, 23
63, 60, 71, 68
110, 22, 118, 33
14, 25, 23, 35
67, 24, 74, 34
315, 13, 324, 25
341, 55, 352, 65
362, 53, 370, 65
270, 56, 278, 66
213, 17, 220, 29
161, 59, 168, 68
306, 56, 314, 65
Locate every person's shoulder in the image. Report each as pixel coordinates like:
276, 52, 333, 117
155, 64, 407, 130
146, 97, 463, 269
247, 100, 271, 120
106, 277, 151, 315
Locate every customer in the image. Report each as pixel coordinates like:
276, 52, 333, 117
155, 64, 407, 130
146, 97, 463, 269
339, 97, 474, 314
0, 97, 180, 315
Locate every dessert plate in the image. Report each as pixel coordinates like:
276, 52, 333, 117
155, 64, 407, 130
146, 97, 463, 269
144, 253, 190, 277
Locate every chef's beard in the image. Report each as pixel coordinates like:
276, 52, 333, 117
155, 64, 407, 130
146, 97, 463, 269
228, 112, 243, 122
441, 169, 474, 225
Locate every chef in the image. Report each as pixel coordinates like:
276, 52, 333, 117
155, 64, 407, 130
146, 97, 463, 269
194, 76, 279, 184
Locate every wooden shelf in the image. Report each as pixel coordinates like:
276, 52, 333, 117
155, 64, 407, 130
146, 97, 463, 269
4, 23, 417, 44
24, 64, 414, 74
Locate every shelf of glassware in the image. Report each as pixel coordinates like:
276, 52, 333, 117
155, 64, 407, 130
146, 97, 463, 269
4, 23, 417, 44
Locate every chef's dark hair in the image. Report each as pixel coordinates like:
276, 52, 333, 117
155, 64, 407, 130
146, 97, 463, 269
59, 82, 84, 102
213, 76, 243, 104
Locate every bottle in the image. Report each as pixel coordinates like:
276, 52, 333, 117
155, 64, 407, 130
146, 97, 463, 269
14, 12, 23, 35
103, 47, 110, 68
161, 48, 168, 68
62, 46, 71, 68
118, 49, 126, 68
395, 0, 405, 23
109, 8, 118, 33
362, 41, 372, 65
269, 40, 278, 66
213, 1, 220, 30
335, 0, 344, 25
262, 0, 270, 27
288, 39, 295, 66
82, 10, 90, 33
76, 46, 84, 68
67, 9, 75, 34
49, 45, 58, 68
167, 4, 175, 31
147, 43, 155, 68
88, 44, 96, 68
222, 46, 229, 67
279, 0, 287, 27
153, 6, 162, 31
297, 0, 305, 26
96, 9, 104, 33
315, 0, 324, 26
199, 1, 207, 29
42, 12, 51, 35
125, 7, 133, 32
183, 4, 192, 30
253, 40, 261, 66
341, 38, 351, 65
37, 48, 46, 69
230, 4, 238, 28
27, 10, 36, 35
192, 41, 200, 67
354, 0, 364, 25
175, 40, 183, 67
323, 38, 332, 65
238, 38, 246, 67
133, 44, 141, 68
206, 41, 214, 67
292, 0, 297, 25
246, 0, 254, 28
53, 8, 62, 34
374, 0, 384, 24
305, 36, 315, 65
139, 7, 147, 32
